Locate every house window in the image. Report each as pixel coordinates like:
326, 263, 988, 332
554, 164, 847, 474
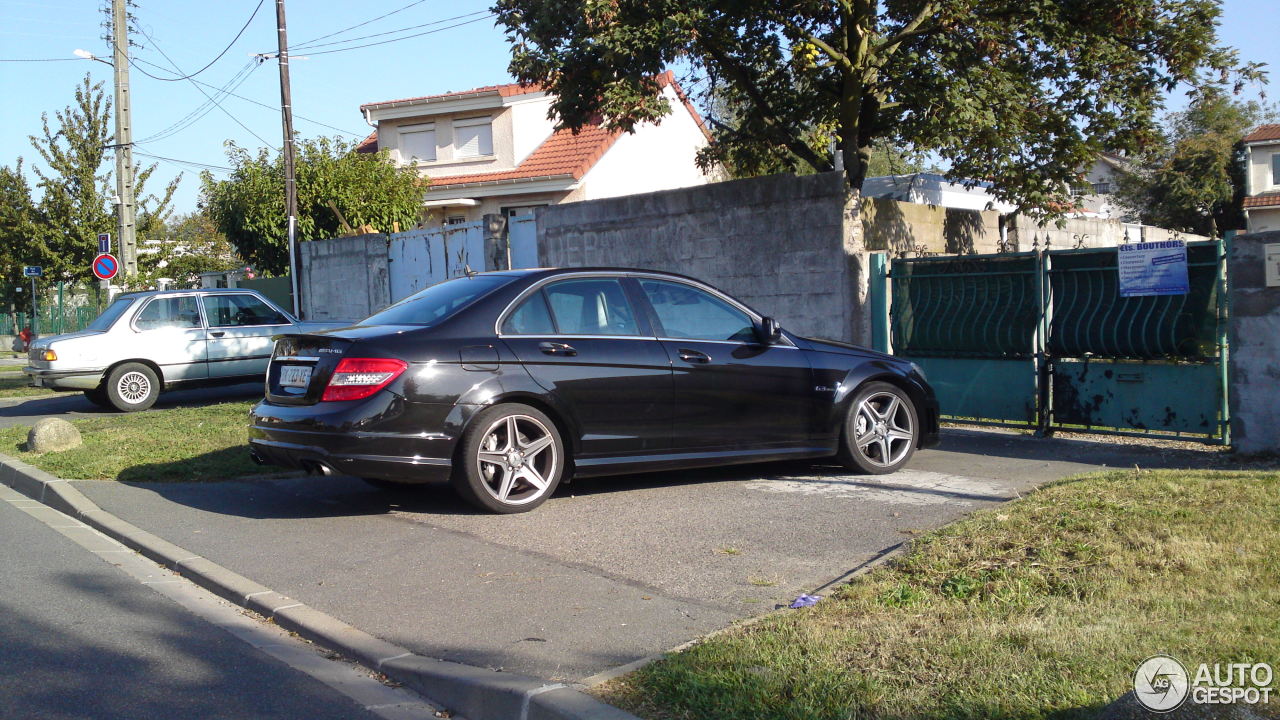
1070, 183, 1092, 196
445, 214, 467, 226
399, 123, 436, 163
1272, 153, 1280, 187
1092, 181, 1112, 195
454, 117, 493, 158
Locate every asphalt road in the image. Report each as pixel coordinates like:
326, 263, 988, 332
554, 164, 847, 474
0, 484, 440, 720
0, 381, 264, 429
72, 428, 1231, 684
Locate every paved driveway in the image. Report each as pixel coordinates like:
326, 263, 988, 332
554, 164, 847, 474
71, 429, 1227, 684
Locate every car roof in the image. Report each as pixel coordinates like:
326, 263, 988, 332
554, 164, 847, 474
480, 267, 712, 284
115, 287, 265, 301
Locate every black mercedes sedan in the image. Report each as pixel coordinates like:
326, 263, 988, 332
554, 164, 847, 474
249, 268, 939, 513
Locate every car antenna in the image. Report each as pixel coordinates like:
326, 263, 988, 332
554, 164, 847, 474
463, 263, 476, 278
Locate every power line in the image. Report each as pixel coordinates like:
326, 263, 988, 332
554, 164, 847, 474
132, 60, 259, 143
291, 9, 490, 52
290, 0, 430, 49
0, 57, 80, 62
131, 0, 265, 82
134, 151, 233, 172
183, 76, 366, 138
135, 28, 278, 150
299, 13, 496, 57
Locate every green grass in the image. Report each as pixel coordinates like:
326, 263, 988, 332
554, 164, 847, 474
0, 373, 58, 398
0, 401, 268, 482
597, 469, 1280, 720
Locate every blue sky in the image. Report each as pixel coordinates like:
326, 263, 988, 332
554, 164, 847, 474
1, 0, 1276, 216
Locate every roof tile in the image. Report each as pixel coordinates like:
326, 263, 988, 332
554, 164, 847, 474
430, 124, 622, 188
1244, 124, 1280, 143
1243, 191, 1280, 209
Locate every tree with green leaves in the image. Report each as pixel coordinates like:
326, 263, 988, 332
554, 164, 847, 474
137, 212, 242, 286
9, 75, 176, 286
1115, 88, 1275, 237
495, 0, 1263, 213
0, 160, 41, 309
200, 137, 426, 275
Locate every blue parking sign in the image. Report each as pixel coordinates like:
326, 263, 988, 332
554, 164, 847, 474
98, 233, 111, 254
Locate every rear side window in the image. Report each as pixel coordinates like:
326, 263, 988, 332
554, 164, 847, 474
134, 296, 202, 331
86, 297, 134, 332
501, 291, 556, 335
543, 278, 639, 336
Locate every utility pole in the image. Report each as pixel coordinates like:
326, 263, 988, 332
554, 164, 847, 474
275, 0, 302, 318
111, 0, 138, 277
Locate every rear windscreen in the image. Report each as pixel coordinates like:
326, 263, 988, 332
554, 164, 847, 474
359, 275, 512, 326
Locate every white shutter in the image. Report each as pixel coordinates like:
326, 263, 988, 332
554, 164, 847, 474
454, 117, 493, 158
399, 124, 436, 162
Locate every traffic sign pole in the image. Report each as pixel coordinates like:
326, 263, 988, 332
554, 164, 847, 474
30, 277, 37, 337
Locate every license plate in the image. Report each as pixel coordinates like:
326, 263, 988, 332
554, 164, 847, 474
279, 365, 312, 389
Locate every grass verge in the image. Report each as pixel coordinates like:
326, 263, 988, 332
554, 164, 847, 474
598, 469, 1280, 720
0, 401, 266, 482
0, 373, 57, 398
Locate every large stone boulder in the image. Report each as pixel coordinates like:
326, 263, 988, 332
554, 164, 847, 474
26, 418, 82, 453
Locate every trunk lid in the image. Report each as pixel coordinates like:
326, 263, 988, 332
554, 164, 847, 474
266, 333, 357, 405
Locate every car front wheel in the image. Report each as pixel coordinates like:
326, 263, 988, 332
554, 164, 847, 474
452, 404, 565, 513
836, 381, 918, 474
105, 362, 160, 412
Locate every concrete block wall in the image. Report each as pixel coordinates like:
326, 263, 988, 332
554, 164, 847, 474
298, 234, 390, 322
859, 196, 1002, 255
1007, 215, 1208, 251
538, 171, 862, 344
1228, 230, 1280, 454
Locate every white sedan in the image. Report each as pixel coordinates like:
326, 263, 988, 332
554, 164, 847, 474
24, 288, 345, 412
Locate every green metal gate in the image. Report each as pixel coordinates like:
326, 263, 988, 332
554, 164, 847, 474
883, 239, 1229, 443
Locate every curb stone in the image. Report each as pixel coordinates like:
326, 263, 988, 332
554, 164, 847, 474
0, 452, 639, 720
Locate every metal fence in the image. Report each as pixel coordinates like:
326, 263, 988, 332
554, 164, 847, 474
3, 282, 110, 338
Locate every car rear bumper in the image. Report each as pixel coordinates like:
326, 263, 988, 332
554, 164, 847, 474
22, 366, 105, 391
247, 395, 469, 482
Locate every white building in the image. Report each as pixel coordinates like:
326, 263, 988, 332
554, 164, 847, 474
357, 72, 714, 227
1242, 124, 1280, 234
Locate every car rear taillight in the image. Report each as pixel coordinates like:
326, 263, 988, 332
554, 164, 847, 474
320, 358, 407, 402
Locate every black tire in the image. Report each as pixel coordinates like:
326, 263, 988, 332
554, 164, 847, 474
835, 381, 919, 475
105, 362, 160, 412
451, 403, 566, 514
83, 387, 113, 409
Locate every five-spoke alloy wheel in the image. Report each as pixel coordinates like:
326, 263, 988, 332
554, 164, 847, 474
837, 381, 918, 474
453, 403, 565, 513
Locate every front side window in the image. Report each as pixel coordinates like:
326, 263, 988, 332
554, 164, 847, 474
203, 294, 289, 327
454, 117, 493, 158
543, 278, 639, 336
134, 296, 202, 331
640, 280, 756, 342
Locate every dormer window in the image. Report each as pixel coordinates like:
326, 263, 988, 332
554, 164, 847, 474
399, 123, 436, 163
454, 116, 493, 158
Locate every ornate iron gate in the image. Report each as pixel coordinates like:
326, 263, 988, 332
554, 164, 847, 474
886, 239, 1229, 443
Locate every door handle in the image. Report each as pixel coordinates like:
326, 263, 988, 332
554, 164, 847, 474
209, 331, 226, 338
678, 349, 711, 364
538, 341, 577, 356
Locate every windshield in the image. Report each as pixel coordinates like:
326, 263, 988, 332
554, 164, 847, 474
359, 275, 513, 326
85, 297, 135, 332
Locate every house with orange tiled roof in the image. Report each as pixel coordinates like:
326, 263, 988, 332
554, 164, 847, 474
357, 72, 714, 227
1243, 124, 1280, 234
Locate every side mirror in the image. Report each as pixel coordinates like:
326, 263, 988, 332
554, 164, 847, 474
758, 316, 782, 344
